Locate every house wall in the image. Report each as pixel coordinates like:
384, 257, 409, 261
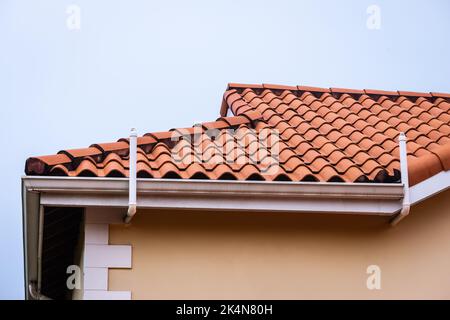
108, 189, 450, 299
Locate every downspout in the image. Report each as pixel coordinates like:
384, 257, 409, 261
29, 205, 51, 300
28, 282, 52, 300
36, 205, 44, 297
391, 132, 410, 226
124, 128, 137, 224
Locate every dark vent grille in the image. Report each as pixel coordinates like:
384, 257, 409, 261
41, 207, 83, 300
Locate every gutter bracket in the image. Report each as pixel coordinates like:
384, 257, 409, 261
124, 128, 137, 224
391, 132, 410, 226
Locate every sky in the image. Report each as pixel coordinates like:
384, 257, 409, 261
0, 0, 449, 299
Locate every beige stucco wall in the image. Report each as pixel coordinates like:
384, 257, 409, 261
109, 189, 450, 299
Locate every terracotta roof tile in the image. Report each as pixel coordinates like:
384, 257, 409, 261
136, 136, 157, 145
330, 87, 365, 95
364, 89, 399, 96
144, 131, 172, 140
25, 154, 72, 175
431, 92, 450, 99
91, 142, 129, 155
228, 83, 263, 90
200, 120, 229, 131
397, 90, 433, 98
262, 83, 298, 91
59, 147, 102, 160
219, 115, 251, 127
25, 83, 450, 186
297, 85, 330, 93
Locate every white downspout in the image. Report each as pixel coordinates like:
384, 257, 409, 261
31, 205, 45, 300
391, 132, 410, 226
124, 128, 137, 224
28, 282, 52, 300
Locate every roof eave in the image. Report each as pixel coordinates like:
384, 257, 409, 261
22, 176, 404, 215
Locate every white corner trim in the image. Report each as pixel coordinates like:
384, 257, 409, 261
410, 170, 450, 205
84, 268, 108, 290
83, 290, 131, 300
84, 245, 132, 268
83, 212, 132, 300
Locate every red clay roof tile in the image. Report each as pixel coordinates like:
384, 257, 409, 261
25, 83, 450, 186
228, 83, 263, 89
201, 120, 229, 131
431, 92, 450, 99
262, 83, 298, 91
25, 155, 69, 175
219, 115, 249, 127
397, 90, 433, 98
91, 142, 129, 153
364, 89, 399, 96
136, 136, 157, 145
330, 87, 365, 95
144, 131, 172, 140
60, 147, 102, 159
297, 85, 330, 93
49, 164, 69, 176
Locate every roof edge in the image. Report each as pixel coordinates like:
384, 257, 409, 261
226, 83, 450, 99
410, 169, 450, 205
22, 176, 404, 215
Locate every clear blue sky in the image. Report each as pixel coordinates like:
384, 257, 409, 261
1, 0, 449, 299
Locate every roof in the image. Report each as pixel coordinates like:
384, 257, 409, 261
25, 83, 450, 187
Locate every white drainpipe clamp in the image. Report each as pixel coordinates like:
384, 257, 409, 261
391, 132, 410, 226
124, 128, 137, 224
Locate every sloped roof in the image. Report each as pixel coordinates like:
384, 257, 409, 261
25, 83, 450, 186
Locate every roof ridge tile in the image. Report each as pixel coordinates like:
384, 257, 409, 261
364, 88, 399, 96
330, 87, 365, 95
262, 83, 298, 91
431, 92, 450, 99
397, 90, 433, 98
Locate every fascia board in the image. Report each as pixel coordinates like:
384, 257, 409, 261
23, 176, 404, 199
410, 170, 450, 205
21, 181, 40, 300
23, 176, 404, 215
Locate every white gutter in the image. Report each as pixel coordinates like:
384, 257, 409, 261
409, 170, 450, 205
124, 128, 137, 224
391, 132, 410, 226
23, 176, 404, 215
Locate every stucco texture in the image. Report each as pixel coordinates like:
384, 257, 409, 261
109, 189, 450, 299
